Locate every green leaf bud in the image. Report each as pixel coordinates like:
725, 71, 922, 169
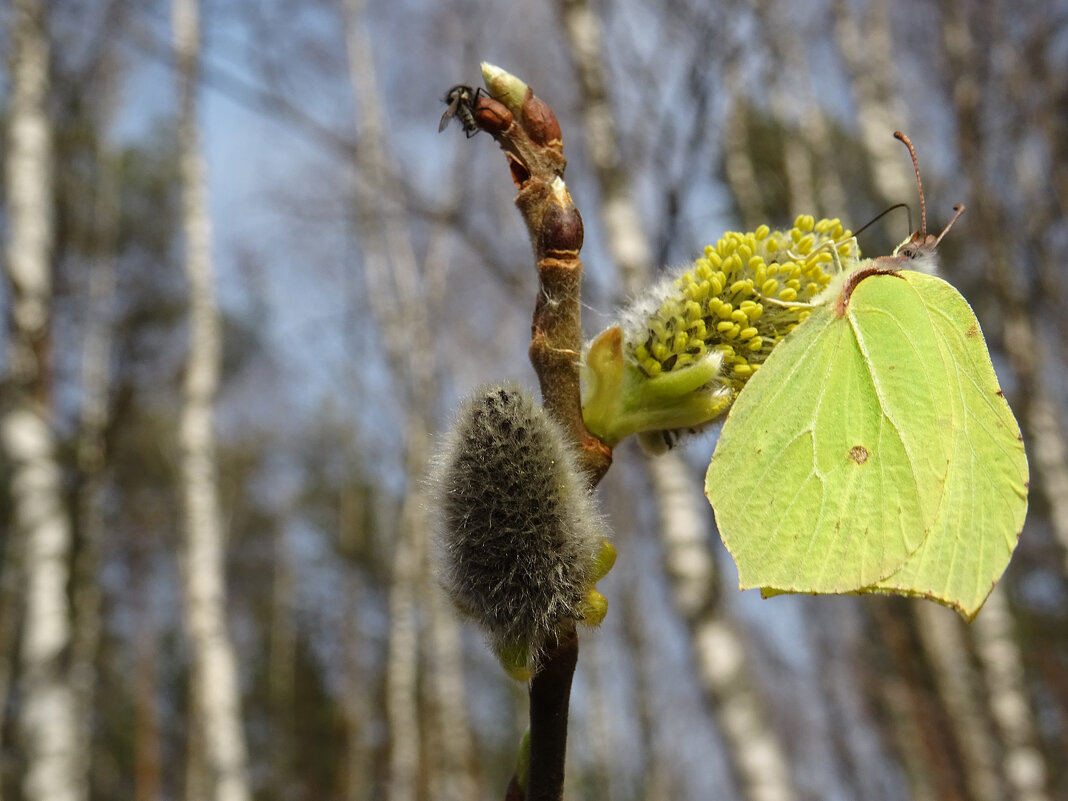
481, 62, 529, 115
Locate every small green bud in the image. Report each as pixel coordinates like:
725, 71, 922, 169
590, 539, 617, 582
431, 384, 613, 677
480, 62, 529, 114
581, 218, 858, 452
578, 589, 608, 627
494, 640, 534, 682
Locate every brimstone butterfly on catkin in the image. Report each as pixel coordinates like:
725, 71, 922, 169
705, 133, 1028, 619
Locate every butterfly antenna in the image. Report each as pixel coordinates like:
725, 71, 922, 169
893, 131, 926, 238
934, 204, 966, 246
853, 202, 910, 240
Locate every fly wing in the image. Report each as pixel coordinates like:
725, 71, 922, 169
439, 94, 461, 132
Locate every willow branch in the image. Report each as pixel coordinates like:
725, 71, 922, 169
453, 63, 611, 801
470, 65, 611, 484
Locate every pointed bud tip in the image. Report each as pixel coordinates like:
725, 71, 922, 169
480, 62, 528, 113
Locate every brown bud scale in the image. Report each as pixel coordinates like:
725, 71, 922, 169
539, 202, 584, 254
522, 88, 562, 146
474, 96, 514, 136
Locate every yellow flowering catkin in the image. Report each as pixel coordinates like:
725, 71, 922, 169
623, 216, 857, 393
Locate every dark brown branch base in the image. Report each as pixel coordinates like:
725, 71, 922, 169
525, 631, 579, 801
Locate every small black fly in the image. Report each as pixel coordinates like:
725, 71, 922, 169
439, 84, 482, 138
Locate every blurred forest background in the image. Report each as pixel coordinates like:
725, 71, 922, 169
1, 0, 1067, 800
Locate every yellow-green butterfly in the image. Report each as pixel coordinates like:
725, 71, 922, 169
706, 133, 1028, 619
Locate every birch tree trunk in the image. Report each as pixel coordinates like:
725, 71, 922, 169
999, 15, 1068, 573
972, 590, 1049, 801
935, 8, 1050, 798
618, 568, 673, 801
912, 604, 1003, 801
556, 2, 796, 798
0, 2, 79, 800
831, 6, 1035, 797
832, 0, 913, 205
1029, 394, 1068, 574
340, 2, 475, 800
341, 8, 418, 801
173, 2, 252, 799
757, 0, 848, 217
755, 0, 815, 215
647, 459, 795, 801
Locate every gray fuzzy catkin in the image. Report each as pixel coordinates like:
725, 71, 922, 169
431, 384, 604, 663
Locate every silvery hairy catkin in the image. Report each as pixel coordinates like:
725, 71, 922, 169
431, 384, 608, 677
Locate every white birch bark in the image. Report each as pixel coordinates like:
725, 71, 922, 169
421, 565, 479, 801
999, 20, 1068, 569
1, 411, 78, 801
1, 2, 79, 800
382, 523, 420, 801
341, 7, 418, 801
972, 589, 1050, 801
415, 232, 474, 801
799, 106, 849, 217
758, 0, 848, 216
913, 604, 1003, 801
618, 573, 673, 801
648, 458, 794, 801
755, 0, 816, 215
4, 0, 54, 345
832, 0, 914, 205
936, 9, 1051, 799
558, 0, 651, 298
1028, 361, 1068, 572
340, 2, 474, 799
173, 2, 252, 800
556, 2, 796, 798
834, 6, 1041, 797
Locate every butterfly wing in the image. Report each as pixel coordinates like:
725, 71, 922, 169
859, 271, 1028, 618
707, 272, 954, 594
